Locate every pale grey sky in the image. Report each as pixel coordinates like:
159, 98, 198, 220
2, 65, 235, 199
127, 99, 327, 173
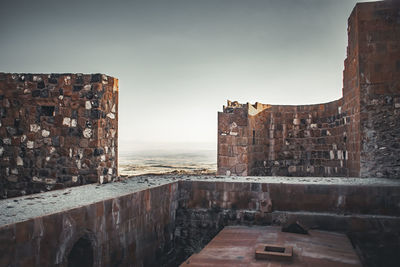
0, 0, 375, 150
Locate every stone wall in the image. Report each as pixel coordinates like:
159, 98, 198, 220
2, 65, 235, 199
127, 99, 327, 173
218, 1, 400, 178
0, 73, 118, 198
218, 100, 348, 177
0, 181, 179, 267
356, 1, 400, 177
175, 178, 400, 267
1, 176, 399, 267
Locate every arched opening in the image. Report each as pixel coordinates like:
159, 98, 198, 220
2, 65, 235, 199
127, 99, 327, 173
67, 235, 94, 267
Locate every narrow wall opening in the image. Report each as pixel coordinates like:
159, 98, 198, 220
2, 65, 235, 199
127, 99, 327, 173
67, 235, 94, 267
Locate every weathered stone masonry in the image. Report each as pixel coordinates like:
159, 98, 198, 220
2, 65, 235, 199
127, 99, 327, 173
0, 73, 118, 198
218, 1, 400, 178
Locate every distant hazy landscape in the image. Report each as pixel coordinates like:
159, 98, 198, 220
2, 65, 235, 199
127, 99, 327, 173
118, 142, 216, 176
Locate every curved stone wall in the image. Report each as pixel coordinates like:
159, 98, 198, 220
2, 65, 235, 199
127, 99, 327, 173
218, 1, 400, 178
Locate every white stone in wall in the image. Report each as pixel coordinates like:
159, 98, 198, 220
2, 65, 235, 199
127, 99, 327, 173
111, 104, 116, 113
64, 76, 71, 85
337, 150, 343, 160
71, 119, 77, 127
69, 148, 73, 158
229, 132, 238, 136
0, 147, 3, 156
288, 166, 296, 173
108, 168, 113, 175
110, 129, 116, 138
30, 124, 40, 132
78, 149, 83, 159
11, 168, 18, 175
16, 156, 23, 166
32, 176, 42, 182
107, 113, 115, 119
83, 128, 92, 138
50, 147, 56, 154
45, 178, 56, 184
21, 135, 27, 143
330, 151, 335, 160
84, 84, 91, 90
100, 155, 106, 162
310, 123, 318, 129
27, 141, 34, 149
63, 117, 71, 126
3, 138, 11, 145
99, 175, 104, 184
46, 156, 50, 161
72, 176, 78, 183
42, 129, 50, 137
85, 101, 92, 110
77, 160, 81, 169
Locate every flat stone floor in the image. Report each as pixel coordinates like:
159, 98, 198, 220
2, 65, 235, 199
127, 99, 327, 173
1, 175, 399, 227
181, 225, 362, 267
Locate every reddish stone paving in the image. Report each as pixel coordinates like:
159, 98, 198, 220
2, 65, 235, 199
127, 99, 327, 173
181, 226, 362, 267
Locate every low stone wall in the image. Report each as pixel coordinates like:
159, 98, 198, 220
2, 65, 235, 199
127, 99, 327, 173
0, 176, 399, 267
0, 179, 178, 267
174, 177, 400, 266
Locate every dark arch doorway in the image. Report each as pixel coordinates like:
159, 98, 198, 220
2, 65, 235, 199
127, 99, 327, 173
67, 235, 94, 267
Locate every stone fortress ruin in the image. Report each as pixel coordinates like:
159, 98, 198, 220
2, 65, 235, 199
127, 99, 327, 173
0, 1, 399, 267
218, 0, 400, 178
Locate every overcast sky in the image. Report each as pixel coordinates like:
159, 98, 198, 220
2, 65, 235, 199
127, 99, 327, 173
0, 0, 374, 151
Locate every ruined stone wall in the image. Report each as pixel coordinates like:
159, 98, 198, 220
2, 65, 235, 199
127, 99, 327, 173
218, 1, 400, 178
0, 73, 118, 198
249, 100, 349, 176
356, 1, 400, 178
218, 100, 349, 176
218, 101, 250, 176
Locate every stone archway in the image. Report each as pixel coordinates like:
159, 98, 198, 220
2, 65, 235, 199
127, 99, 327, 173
67, 234, 94, 267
